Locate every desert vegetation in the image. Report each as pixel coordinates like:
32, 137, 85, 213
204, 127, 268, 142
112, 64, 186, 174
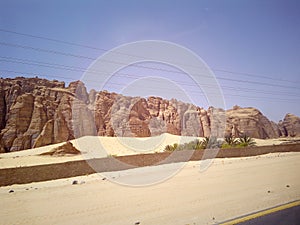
164, 134, 256, 152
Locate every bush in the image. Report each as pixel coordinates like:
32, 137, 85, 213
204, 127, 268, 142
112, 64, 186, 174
205, 136, 222, 149
221, 134, 238, 149
221, 134, 256, 148
165, 134, 256, 152
237, 134, 256, 147
164, 143, 179, 152
224, 134, 238, 146
163, 137, 223, 152
221, 143, 232, 149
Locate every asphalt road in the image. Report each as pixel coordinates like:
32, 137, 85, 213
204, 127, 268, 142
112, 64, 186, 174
220, 200, 300, 225
238, 204, 300, 225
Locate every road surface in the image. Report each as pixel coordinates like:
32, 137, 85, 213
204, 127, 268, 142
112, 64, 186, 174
221, 200, 300, 225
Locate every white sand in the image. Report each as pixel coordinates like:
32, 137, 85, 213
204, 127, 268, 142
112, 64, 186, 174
1, 152, 300, 225
0, 134, 297, 169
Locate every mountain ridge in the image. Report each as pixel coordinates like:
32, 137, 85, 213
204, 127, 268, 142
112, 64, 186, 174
0, 77, 299, 152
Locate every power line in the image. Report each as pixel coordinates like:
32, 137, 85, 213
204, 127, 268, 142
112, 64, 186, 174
0, 42, 299, 91
0, 41, 97, 61
0, 69, 75, 81
213, 69, 298, 85
84, 80, 300, 102
0, 28, 299, 84
1, 69, 300, 103
0, 28, 108, 52
1, 56, 300, 98
0, 56, 298, 97
0, 58, 87, 73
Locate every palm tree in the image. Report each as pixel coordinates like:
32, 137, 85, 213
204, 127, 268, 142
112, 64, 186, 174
164, 144, 174, 152
237, 134, 256, 147
200, 137, 210, 149
164, 143, 179, 152
193, 139, 204, 150
200, 136, 221, 149
224, 134, 238, 146
172, 143, 179, 150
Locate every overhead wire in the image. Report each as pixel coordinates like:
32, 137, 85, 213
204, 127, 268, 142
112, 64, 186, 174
0, 28, 298, 84
1, 68, 300, 104
0, 43, 299, 91
0, 29, 299, 103
1, 56, 300, 98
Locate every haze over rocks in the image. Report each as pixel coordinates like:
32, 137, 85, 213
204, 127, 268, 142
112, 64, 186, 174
0, 77, 299, 152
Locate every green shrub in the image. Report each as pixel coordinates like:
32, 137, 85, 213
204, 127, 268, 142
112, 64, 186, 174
221, 134, 239, 149
221, 143, 232, 149
173, 143, 179, 150
224, 134, 238, 146
164, 143, 180, 152
237, 134, 256, 147
164, 144, 175, 152
206, 136, 222, 149
165, 134, 256, 152
193, 139, 204, 150
163, 137, 224, 152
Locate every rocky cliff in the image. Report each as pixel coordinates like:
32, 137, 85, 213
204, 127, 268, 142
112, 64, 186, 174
0, 77, 94, 152
225, 106, 281, 139
0, 77, 299, 152
278, 113, 300, 137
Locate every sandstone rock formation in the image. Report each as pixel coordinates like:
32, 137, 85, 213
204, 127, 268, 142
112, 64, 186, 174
225, 106, 281, 139
0, 77, 299, 152
40, 141, 80, 156
0, 77, 91, 152
278, 113, 300, 137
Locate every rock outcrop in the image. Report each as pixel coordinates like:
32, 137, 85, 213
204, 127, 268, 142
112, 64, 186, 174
40, 141, 80, 156
225, 106, 280, 139
0, 77, 91, 152
278, 113, 300, 137
0, 77, 299, 152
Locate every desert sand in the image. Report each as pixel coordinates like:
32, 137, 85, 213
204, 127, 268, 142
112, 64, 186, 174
0, 133, 296, 169
1, 151, 300, 225
0, 134, 197, 168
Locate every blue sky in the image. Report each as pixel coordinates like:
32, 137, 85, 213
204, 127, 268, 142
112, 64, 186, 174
0, 0, 299, 122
